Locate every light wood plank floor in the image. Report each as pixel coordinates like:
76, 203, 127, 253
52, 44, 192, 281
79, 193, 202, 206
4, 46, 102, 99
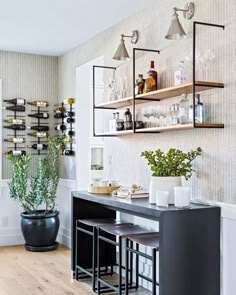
0, 245, 150, 295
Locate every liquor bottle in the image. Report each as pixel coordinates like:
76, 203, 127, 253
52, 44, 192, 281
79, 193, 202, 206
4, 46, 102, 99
56, 124, 66, 131
63, 117, 75, 124
3, 150, 26, 156
175, 61, 187, 85
27, 132, 48, 138
65, 111, 75, 117
195, 94, 204, 123
28, 144, 48, 150
4, 118, 25, 124
64, 130, 75, 137
2, 106, 25, 112
63, 150, 75, 156
4, 137, 25, 143
28, 126, 49, 131
28, 112, 49, 119
4, 98, 26, 105
28, 101, 49, 107
144, 61, 158, 93
63, 98, 75, 105
179, 94, 190, 124
54, 106, 66, 113
4, 124, 26, 130
135, 74, 145, 95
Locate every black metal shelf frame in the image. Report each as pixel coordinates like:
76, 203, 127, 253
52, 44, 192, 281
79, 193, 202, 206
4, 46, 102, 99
92, 21, 225, 137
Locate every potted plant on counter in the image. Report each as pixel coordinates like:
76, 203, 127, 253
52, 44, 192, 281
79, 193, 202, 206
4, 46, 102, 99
141, 147, 202, 204
7, 135, 64, 252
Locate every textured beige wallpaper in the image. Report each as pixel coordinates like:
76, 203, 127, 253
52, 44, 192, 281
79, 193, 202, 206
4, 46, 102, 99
58, 0, 236, 203
0, 51, 58, 178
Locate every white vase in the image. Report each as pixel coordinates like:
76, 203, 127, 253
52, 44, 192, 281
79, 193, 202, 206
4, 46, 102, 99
149, 176, 182, 205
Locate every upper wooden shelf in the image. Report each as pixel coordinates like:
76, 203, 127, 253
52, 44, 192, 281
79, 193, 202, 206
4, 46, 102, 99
95, 81, 224, 109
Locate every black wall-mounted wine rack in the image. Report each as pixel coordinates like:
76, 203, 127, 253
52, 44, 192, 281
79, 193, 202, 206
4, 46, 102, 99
3, 101, 26, 156
54, 101, 75, 156
27, 104, 50, 155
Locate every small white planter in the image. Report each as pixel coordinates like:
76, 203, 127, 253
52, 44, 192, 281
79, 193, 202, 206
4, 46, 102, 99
149, 176, 182, 205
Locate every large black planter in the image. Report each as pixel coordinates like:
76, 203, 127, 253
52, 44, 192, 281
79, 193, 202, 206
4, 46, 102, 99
21, 210, 60, 252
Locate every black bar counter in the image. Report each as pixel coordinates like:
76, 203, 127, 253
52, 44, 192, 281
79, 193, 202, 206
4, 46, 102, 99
71, 191, 220, 295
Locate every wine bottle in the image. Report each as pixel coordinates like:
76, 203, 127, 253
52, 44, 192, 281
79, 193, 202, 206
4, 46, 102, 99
28, 112, 49, 119
54, 106, 66, 113
28, 101, 49, 107
66, 111, 75, 117
4, 124, 26, 131
4, 98, 26, 105
63, 98, 75, 105
63, 117, 75, 124
27, 132, 48, 138
28, 126, 49, 131
56, 124, 66, 131
4, 137, 25, 143
4, 118, 25, 124
63, 150, 75, 156
2, 106, 25, 112
28, 144, 48, 150
63, 137, 75, 144
64, 130, 75, 137
3, 150, 26, 156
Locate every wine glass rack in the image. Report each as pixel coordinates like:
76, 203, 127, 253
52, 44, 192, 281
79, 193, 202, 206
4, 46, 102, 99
54, 101, 75, 156
27, 103, 50, 156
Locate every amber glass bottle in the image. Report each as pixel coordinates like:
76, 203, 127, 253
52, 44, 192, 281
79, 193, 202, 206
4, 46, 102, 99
144, 61, 158, 93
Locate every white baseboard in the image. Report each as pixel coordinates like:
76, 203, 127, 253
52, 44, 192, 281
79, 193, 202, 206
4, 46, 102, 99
0, 227, 24, 246
58, 226, 71, 248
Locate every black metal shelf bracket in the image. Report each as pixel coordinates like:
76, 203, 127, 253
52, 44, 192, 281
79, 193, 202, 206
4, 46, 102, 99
193, 21, 225, 128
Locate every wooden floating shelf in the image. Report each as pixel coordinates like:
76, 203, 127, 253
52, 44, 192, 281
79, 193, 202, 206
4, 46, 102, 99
95, 123, 224, 136
95, 81, 224, 109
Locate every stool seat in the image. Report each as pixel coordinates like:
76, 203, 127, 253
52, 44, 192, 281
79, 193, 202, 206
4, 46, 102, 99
100, 224, 158, 238
78, 218, 130, 228
128, 234, 159, 249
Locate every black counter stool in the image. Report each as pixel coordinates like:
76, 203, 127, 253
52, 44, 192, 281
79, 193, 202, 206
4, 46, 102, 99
76, 218, 132, 292
97, 224, 158, 295
125, 233, 160, 295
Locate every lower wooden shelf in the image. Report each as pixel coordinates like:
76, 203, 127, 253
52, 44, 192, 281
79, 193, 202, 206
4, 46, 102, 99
95, 123, 224, 136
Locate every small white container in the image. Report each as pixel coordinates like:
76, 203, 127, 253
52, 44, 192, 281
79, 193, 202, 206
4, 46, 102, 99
174, 187, 191, 208
156, 191, 169, 208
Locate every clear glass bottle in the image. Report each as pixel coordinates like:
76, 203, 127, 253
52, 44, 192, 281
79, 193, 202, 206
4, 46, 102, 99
179, 94, 190, 124
175, 61, 187, 85
171, 104, 179, 125
195, 94, 204, 123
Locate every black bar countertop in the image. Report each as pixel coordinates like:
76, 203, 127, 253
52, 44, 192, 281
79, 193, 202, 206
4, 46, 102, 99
72, 191, 218, 220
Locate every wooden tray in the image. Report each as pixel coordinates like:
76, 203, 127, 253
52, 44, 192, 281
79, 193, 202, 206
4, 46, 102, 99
88, 186, 120, 195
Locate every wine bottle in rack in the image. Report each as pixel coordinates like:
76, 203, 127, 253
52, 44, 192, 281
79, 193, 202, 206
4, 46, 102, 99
28, 101, 49, 107
4, 137, 25, 143
28, 144, 48, 150
63, 137, 75, 144
63, 98, 75, 105
63, 150, 75, 156
63, 117, 75, 124
4, 124, 26, 131
27, 126, 49, 131
4, 118, 25, 124
4, 98, 26, 105
54, 106, 66, 113
64, 130, 75, 137
56, 124, 66, 131
28, 112, 49, 119
2, 106, 25, 112
3, 150, 26, 156
27, 132, 48, 138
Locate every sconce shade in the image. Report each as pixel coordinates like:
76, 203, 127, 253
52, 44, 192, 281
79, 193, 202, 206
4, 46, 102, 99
165, 12, 186, 40
113, 38, 130, 61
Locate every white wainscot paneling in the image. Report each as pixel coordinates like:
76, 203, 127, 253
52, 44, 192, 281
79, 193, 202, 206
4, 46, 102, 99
57, 179, 76, 248
0, 180, 23, 246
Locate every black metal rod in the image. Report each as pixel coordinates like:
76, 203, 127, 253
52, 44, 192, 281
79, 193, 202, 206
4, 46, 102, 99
129, 240, 133, 286
97, 228, 101, 295
152, 249, 157, 295
94, 106, 117, 110
133, 48, 161, 53
133, 48, 136, 134
98, 235, 118, 246
193, 21, 196, 128
138, 273, 160, 286
93, 65, 116, 70
193, 21, 225, 30
118, 236, 122, 295
136, 243, 139, 289
92, 227, 97, 292
134, 97, 161, 102
125, 239, 129, 295
76, 227, 93, 236
93, 66, 96, 137
126, 246, 153, 260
